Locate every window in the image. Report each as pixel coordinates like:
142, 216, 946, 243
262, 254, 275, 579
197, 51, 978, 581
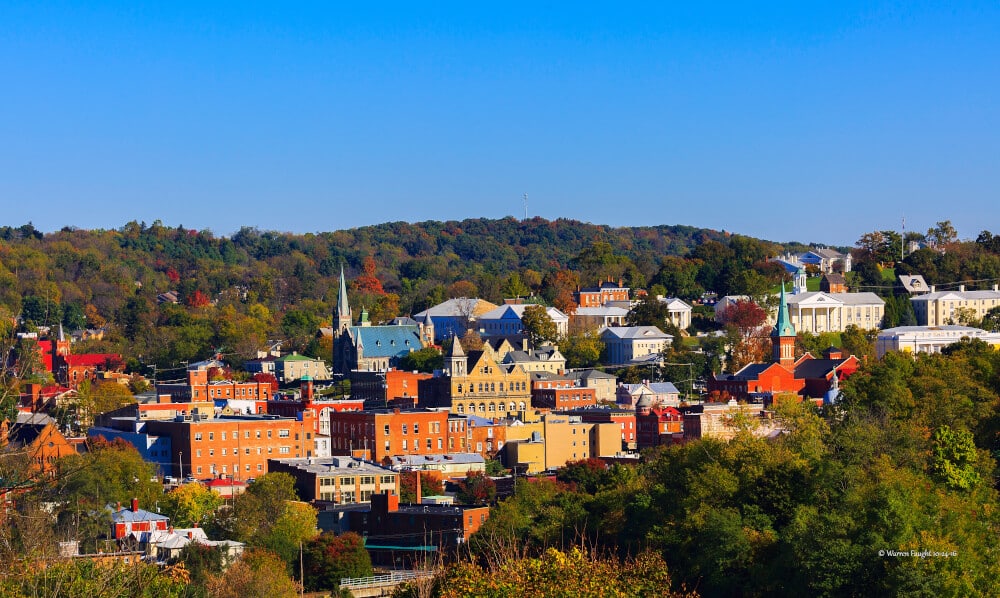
402, 440, 408, 450
245, 431, 250, 439
194, 433, 202, 441
414, 423, 419, 434
380, 475, 394, 484
209, 433, 214, 441
222, 448, 227, 456
267, 430, 272, 438
245, 448, 250, 455
279, 429, 290, 438
426, 438, 432, 449
257, 464, 263, 471
360, 476, 375, 485
197, 466, 203, 474
437, 438, 443, 449
196, 449, 202, 457
209, 449, 214, 456
402, 424, 408, 435
384, 424, 390, 435
222, 432, 227, 441
384, 440, 390, 451
341, 491, 356, 504
279, 447, 290, 454
339, 476, 356, 485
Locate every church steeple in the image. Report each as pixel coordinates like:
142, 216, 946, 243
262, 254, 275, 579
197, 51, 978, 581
772, 282, 797, 368
336, 264, 352, 334
446, 334, 467, 377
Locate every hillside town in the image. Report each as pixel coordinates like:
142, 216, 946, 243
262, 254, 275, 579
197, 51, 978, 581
3, 219, 1000, 596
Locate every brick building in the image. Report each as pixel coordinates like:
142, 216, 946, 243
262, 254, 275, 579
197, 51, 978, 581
156, 365, 273, 404
329, 408, 452, 463
144, 411, 317, 480
554, 407, 637, 451
574, 280, 630, 308
350, 369, 433, 408
347, 492, 489, 566
418, 339, 532, 417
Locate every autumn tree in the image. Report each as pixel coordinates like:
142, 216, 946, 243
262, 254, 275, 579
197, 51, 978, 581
455, 470, 496, 505
161, 482, 224, 528
560, 330, 605, 368
718, 299, 769, 370
398, 470, 445, 503
204, 548, 299, 598
302, 531, 372, 591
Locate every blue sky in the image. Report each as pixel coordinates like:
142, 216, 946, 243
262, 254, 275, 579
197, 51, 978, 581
1, 2, 997, 246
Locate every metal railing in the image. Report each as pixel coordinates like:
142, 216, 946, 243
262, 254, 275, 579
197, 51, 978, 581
339, 570, 433, 590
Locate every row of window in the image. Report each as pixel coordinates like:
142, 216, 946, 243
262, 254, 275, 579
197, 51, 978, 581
195, 462, 265, 475
455, 401, 526, 414
194, 446, 291, 457
193, 429, 291, 441
456, 380, 527, 394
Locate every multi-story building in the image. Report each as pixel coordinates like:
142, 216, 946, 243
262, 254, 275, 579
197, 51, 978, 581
574, 280, 630, 308
272, 353, 331, 384
268, 456, 398, 504
156, 364, 273, 404
478, 304, 570, 339
635, 397, 682, 449
266, 379, 363, 436
349, 368, 433, 407
784, 291, 885, 333
563, 369, 618, 404
504, 413, 619, 473
418, 339, 532, 417
328, 408, 451, 462
910, 285, 1000, 326
143, 410, 317, 480
657, 297, 693, 330
876, 325, 1000, 358
599, 326, 672, 365
554, 406, 637, 451
616, 382, 680, 408
412, 297, 498, 343
531, 374, 597, 410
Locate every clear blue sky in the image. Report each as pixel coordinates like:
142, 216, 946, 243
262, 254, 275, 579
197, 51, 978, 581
2, 2, 997, 246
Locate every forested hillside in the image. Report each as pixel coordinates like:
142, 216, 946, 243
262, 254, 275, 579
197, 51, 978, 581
0, 218, 797, 369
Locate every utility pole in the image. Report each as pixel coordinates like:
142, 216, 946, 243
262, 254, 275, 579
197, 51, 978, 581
522, 193, 528, 221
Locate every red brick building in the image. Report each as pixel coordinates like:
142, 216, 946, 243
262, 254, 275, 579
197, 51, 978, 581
266, 379, 364, 436
329, 408, 451, 462
144, 410, 317, 480
708, 285, 860, 402
156, 366, 273, 404
635, 401, 682, 450
574, 280, 630, 308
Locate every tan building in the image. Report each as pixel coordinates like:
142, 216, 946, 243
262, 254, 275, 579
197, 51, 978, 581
419, 339, 532, 417
911, 286, 1000, 326
273, 353, 331, 383
682, 401, 782, 442
503, 413, 618, 473
268, 456, 398, 504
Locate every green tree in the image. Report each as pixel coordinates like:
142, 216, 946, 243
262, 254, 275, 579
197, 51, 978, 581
930, 425, 982, 491
397, 347, 443, 373
626, 294, 671, 328
560, 330, 604, 368
520, 305, 559, 346
302, 531, 372, 591
161, 482, 224, 528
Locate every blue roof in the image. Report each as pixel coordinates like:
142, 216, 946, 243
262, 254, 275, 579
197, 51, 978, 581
111, 507, 169, 524
351, 325, 422, 359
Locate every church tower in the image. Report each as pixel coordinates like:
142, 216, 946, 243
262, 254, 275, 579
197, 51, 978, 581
772, 282, 797, 368
446, 334, 467, 377
335, 265, 352, 336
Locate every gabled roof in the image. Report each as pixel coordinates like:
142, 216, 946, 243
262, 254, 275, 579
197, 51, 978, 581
794, 358, 850, 380
897, 274, 928, 293
600, 326, 671, 340
64, 353, 121, 367
414, 298, 499, 319
349, 325, 422, 358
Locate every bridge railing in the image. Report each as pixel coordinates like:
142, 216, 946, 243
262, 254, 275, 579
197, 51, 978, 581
339, 570, 434, 590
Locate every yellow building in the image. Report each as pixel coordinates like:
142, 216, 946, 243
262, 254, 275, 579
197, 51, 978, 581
503, 413, 619, 473
420, 339, 532, 416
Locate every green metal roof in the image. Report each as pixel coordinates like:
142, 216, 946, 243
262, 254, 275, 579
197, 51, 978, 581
772, 283, 796, 338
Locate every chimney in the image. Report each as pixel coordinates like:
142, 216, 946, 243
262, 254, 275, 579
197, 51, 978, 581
188, 531, 193, 539
415, 470, 422, 504
994, 284, 999, 292
116, 501, 122, 511
131, 498, 139, 512
960, 285, 966, 292
930, 285, 936, 293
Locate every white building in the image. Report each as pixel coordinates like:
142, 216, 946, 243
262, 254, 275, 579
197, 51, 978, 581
478, 304, 570, 338
876, 325, 1000, 358
785, 292, 885, 333
910, 285, 1000, 326
571, 306, 629, 330
656, 296, 693, 330
599, 326, 673, 365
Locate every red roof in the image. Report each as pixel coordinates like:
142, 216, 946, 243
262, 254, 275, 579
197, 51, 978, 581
205, 478, 247, 488
64, 353, 121, 367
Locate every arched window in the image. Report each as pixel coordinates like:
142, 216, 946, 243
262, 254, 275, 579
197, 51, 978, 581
518, 401, 526, 411
490, 383, 495, 393
457, 384, 463, 394
457, 404, 464, 414
499, 382, 504, 392
489, 403, 495, 412
479, 403, 486, 413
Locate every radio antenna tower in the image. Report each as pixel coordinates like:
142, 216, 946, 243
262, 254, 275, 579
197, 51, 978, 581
901, 215, 905, 261
522, 193, 528, 221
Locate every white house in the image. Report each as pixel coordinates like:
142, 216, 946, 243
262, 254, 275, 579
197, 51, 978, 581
876, 325, 1000, 358
599, 326, 672, 365
616, 382, 681, 408
657, 296, 693, 330
570, 306, 629, 330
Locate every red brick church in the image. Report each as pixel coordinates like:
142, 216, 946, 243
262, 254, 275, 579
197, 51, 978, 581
709, 284, 858, 404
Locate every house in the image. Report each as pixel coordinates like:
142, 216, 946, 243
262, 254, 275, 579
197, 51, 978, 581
500, 345, 566, 374
772, 248, 852, 274
478, 304, 570, 339
563, 369, 618, 404
898, 274, 930, 295
272, 353, 331, 384
910, 285, 1000, 326
333, 267, 431, 375
876, 325, 1000, 358
708, 284, 860, 403
268, 456, 398, 503
111, 499, 170, 544
412, 297, 499, 343
156, 363, 273, 404
635, 397, 682, 449
574, 280, 630, 308
616, 382, 680, 409
820, 273, 848, 294
599, 326, 672, 365
0, 412, 76, 478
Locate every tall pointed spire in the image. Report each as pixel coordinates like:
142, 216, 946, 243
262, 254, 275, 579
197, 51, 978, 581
772, 281, 797, 367
335, 264, 352, 333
